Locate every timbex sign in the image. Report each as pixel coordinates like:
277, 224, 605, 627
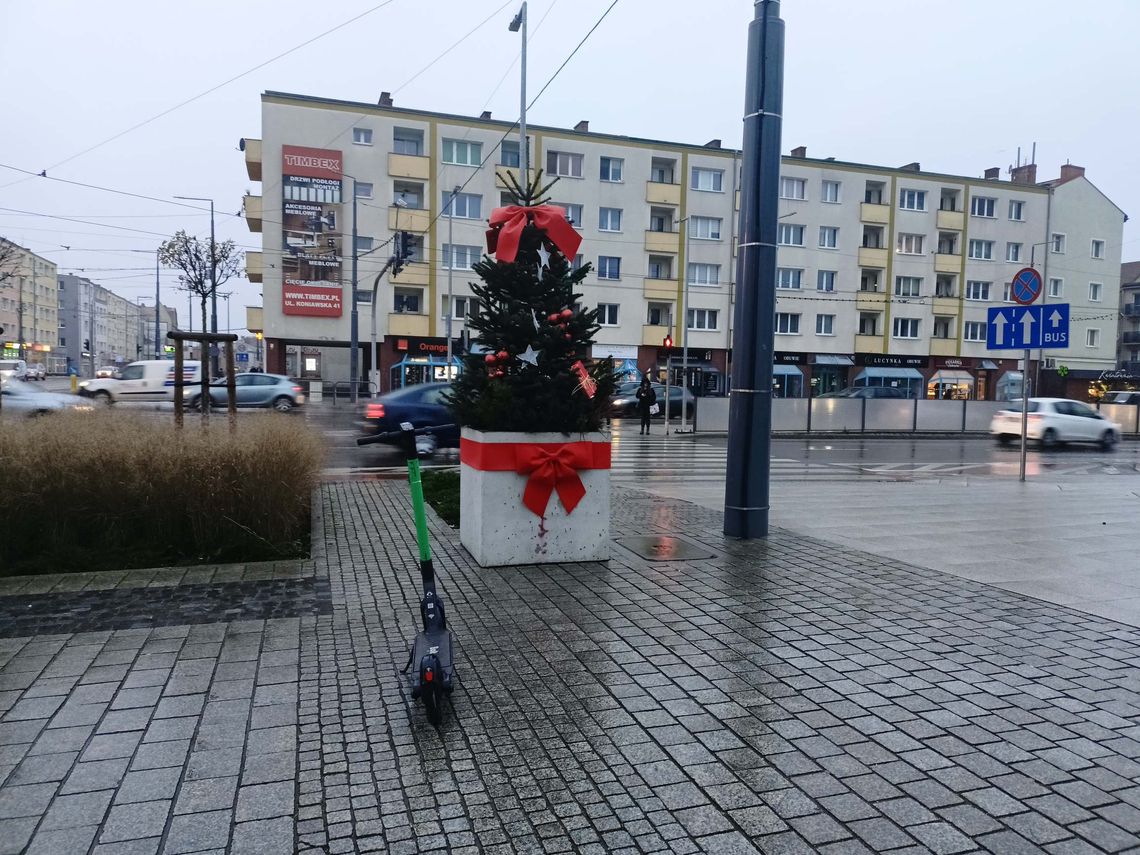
986, 304, 1070, 350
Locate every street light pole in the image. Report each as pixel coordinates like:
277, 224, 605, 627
446, 186, 458, 375
676, 216, 693, 433
154, 249, 161, 359
510, 4, 528, 182
350, 177, 360, 402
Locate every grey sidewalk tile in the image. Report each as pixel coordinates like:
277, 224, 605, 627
184, 750, 243, 781
114, 767, 182, 805
91, 837, 160, 855
163, 809, 232, 853
128, 738, 191, 771
240, 750, 294, 785
81, 732, 144, 763
39, 789, 114, 830
24, 823, 99, 855
0, 816, 38, 854
230, 817, 294, 854
8, 750, 79, 785
0, 781, 58, 818
173, 776, 238, 815
235, 781, 294, 822
59, 758, 130, 795
98, 800, 171, 844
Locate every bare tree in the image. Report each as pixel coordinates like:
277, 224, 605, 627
158, 230, 243, 343
0, 238, 20, 288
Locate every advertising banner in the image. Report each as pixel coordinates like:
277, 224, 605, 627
281, 145, 344, 316
282, 280, 343, 317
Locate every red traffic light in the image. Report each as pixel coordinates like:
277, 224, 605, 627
663, 335, 673, 349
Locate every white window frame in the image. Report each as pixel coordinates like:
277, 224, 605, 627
554, 202, 583, 227
965, 281, 991, 301
1006, 242, 1022, 263
970, 196, 996, 218
1089, 282, 1103, 302
1002, 283, 1015, 303
597, 256, 621, 280
894, 276, 922, 298
352, 127, 373, 145
354, 182, 373, 199
1008, 200, 1024, 221
1091, 239, 1105, 259
598, 207, 623, 232
963, 321, 986, 342
1051, 233, 1066, 254
689, 216, 723, 240
968, 239, 994, 260
774, 312, 800, 335
779, 177, 806, 200
818, 226, 839, 249
687, 263, 720, 287
898, 188, 926, 211
691, 168, 724, 192
442, 138, 482, 166
817, 270, 836, 292
599, 156, 623, 182
777, 224, 804, 246
892, 317, 920, 339
499, 140, 520, 167
687, 308, 719, 331
821, 180, 841, 204
1086, 328, 1100, 348
597, 303, 619, 326
442, 244, 482, 270
776, 268, 802, 290
1048, 277, 1063, 298
444, 192, 482, 219
815, 314, 835, 336
547, 150, 583, 178
896, 233, 924, 255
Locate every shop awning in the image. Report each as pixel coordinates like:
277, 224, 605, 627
773, 364, 803, 377
814, 354, 855, 366
928, 370, 974, 385
980, 360, 999, 370
853, 367, 923, 382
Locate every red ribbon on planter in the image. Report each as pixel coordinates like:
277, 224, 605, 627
460, 438, 611, 517
485, 205, 582, 264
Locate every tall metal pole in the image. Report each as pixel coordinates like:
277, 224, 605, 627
680, 218, 691, 432
510, 4, 528, 183
208, 200, 217, 377
154, 250, 161, 358
724, 0, 784, 539
446, 187, 457, 374
350, 178, 360, 403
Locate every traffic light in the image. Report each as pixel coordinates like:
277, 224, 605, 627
392, 231, 414, 275
84, 338, 91, 352
663, 334, 673, 351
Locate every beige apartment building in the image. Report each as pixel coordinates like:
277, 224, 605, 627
241, 91, 1125, 400
0, 238, 62, 373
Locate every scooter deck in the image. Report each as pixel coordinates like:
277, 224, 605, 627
411, 628, 455, 689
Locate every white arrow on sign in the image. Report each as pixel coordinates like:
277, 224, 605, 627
1020, 309, 1035, 343
1049, 309, 1063, 327
991, 311, 1008, 345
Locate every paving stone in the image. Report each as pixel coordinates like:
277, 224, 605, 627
113, 768, 181, 805
59, 758, 129, 795
0, 816, 38, 854
0, 781, 58, 818
236, 781, 295, 821
173, 776, 238, 815
163, 808, 232, 853
24, 823, 99, 855
231, 816, 294, 855
39, 789, 113, 830
8, 750, 79, 785
98, 800, 170, 843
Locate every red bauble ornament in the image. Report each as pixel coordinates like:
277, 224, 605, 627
560, 308, 573, 320
484, 353, 497, 365
547, 313, 560, 323
563, 333, 573, 341
496, 350, 509, 362
494, 368, 505, 378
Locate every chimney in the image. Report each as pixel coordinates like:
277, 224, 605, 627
1010, 163, 1037, 185
790, 145, 806, 158
899, 162, 921, 172
574, 120, 589, 132
378, 91, 393, 107
1059, 163, 1086, 184
704, 139, 722, 149
479, 110, 492, 120
984, 167, 1000, 180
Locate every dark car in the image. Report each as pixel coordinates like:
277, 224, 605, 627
188, 373, 305, 412
360, 382, 458, 453
818, 386, 909, 399
610, 382, 695, 418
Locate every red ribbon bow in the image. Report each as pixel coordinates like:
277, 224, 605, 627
486, 204, 583, 264
515, 444, 591, 518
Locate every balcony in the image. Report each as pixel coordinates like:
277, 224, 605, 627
388, 153, 431, 181
389, 206, 431, 232
245, 251, 263, 284
932, 297, 959, 315
855, 334, 884, 354
242, 195, 262, 233
860, 202, 890, 225
1121, 331, 1140, 346
856, 291, 887, 309
388, 313, 430, 337
645, 230, 680, 254
243, 138, 262, 182
642, 324, 674, 347
391, 261, 429, 287
1124, 303, 1140, 318
934, 253, 961, 274
937, 209, 964, 231
857, 247, 888, 268
930, 338, 957, 357
645, 181, 681, 206
644, 279, 678, 302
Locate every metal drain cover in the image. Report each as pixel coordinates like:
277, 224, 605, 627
616, 535, 715, 561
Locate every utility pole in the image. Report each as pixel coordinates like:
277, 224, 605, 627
16, 275, 24, 362
724, 0, 784, 539
349, 176, 360, 402
446, 186, 458, 374
510, 4, 528, 182
154, 249, 161, 359
677, 216, 693, 432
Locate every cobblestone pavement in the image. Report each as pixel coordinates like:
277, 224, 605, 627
1, 483, 1140, 853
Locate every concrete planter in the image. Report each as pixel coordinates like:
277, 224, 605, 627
459, 428, 611, 567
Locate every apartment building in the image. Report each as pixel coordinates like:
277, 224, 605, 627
0, 239, 62, 372
57, 274, 168, 376
241, 92, 1125, 400
1119, 261, 1140, 377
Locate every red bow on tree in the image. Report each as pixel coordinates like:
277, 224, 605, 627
515, 444, 591, 517
486, 204, 582, 264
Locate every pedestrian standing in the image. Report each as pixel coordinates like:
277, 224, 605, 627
636, 376, 657, 435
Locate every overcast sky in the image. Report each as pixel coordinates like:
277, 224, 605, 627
2, 0, 1137, 331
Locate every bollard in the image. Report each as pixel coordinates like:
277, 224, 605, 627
70, 375, 78, 394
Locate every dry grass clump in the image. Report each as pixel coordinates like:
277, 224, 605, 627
0, 411, 323, 574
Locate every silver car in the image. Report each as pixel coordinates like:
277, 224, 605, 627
0, 380, 95, 417
188, 373, 306, 412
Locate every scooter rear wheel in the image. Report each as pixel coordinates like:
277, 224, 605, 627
421, 680, 443, 727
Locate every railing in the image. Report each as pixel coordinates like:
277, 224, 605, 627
1120, 331, 1140, 345
1123, 304, 1140, 317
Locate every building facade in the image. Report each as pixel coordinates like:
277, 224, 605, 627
0, 239, 62, 372
241, 92, 1125, 400
58, 274, 174, 376
1119, 261, 1140, 378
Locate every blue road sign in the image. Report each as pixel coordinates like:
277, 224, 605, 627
236, 352, 249, 362
1010, 267, 1043, 305
987, 303, 1069, 350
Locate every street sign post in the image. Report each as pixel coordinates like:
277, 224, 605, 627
986, 304, 1069, 350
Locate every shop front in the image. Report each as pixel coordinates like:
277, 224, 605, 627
640, 346, 728, 395
592, 344, 642, 384
853, 354, 928, 398
385, 335, 463, 391
810, 354, 854, 396
772, 351, 806, 398
926, 357, 976, 400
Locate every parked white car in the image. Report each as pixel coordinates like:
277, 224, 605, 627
24, 364, 46, 381
0, 379, 95, 417
78, 360, 202, 404
0, 359, 28, 382
991, 398, 1122, 449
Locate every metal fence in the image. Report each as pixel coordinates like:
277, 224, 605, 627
693, 397, 1140, 436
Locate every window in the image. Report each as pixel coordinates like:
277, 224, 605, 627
393, 288, 421, 314
393, 127, 423, 155
394, 180, 424, 209
546, 150, 583, 178
896, 233, 924, 255
442, 139, 482, 166
689, 217, 722, 240
555, 202, 583, 226
598, 207, 623, 232
600, 157, 623, 182
968, 239, 994, 260
898, 189, 926, 211
970, 196, 996, 218
1008, 200, 1024, 221
352, 127, 372, 145
931, 317, 950, 339
687, 263, 720, 287
892, 317, 920, 339
1051, 233, 1066, 254
445, 296, 480, 319
499, 140, 520, 167
597, 303, 619, 326
354, 182, 373, 199
1091, 239, 1105, 259
965, 280, 991, 301
648, 256, 672, 280
1048, 277, 1063, 298
1089, 282, 1103, 302
651, 158, 676, 184
858, 312, 879, 335
818, 226, 839, 249
571, 254, 585, 271
597, 256, 621, 280
442, 244, 482, 269
647, 302, 671, 326
691, 168, 724, 192
354, 236, 374, 252
687, 308, 719, 330
816, 314, 835, 335
894, 276, 922, 298
777, 224, 804, 246
817, 270, 836, 292
779, 177, 806, 200
963, 321, 986, 342
935, 276, 954, 297
821, 180, 841, 203
1086, 329, 1100, 348
59, 336, 66, 347
443, 192, 482, 219
1006, 242, 1022, 263
777, 268, 802, 290
355, 289, 372, 305
1002, 283, 1015, 303
774, 313, 799, 334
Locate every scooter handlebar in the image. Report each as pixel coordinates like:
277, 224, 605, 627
357, 423, 457, 446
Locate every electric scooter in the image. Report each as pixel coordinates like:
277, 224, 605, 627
357, 422, 456, 726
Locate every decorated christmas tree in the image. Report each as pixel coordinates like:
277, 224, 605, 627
448, 173, 616, 433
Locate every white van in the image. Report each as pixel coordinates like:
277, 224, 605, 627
0, 359, 28, 382
79, 360, 202, 403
